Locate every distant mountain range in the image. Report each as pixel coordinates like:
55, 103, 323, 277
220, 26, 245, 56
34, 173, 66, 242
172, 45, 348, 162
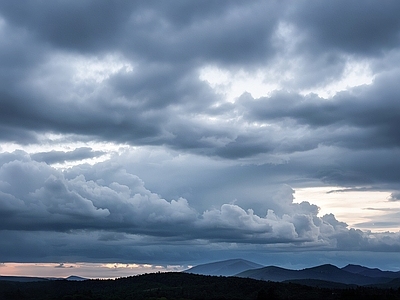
3, 260, 400, 288
185, 259, 400, 287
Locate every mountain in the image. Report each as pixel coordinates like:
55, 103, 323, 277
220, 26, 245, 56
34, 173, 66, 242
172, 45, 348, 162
65, 275, 87, 281
185, 259, 400, 286
236, 265, 298, 282
237, 264, 391, 286
184, 258, 263, 276
342, 264, 400, 279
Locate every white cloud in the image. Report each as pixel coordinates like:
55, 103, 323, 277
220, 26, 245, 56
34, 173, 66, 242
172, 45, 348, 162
300, 58, 375, 98
1, 151, 399, 257
199, 66, 280, 102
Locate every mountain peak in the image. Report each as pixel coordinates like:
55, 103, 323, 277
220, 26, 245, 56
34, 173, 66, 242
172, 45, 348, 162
342, 264, 400, 279
305, 264, 340, 272
65, 275, 87, 281
342, 264, 381, 273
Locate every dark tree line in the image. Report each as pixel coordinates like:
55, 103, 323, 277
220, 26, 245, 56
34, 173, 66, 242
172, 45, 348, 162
1, 272, 400, 300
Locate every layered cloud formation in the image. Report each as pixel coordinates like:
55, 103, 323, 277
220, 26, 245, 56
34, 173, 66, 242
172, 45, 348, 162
0, 1, 400, 266
1, 151, 399, 263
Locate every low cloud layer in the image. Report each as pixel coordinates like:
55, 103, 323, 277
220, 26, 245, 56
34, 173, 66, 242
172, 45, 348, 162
1, 152, 399, 263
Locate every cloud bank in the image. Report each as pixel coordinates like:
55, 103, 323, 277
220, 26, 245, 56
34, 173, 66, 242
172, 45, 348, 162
1, 152, 399, 263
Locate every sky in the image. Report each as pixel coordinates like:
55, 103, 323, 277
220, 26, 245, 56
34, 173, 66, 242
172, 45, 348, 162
1, 0, 400, 278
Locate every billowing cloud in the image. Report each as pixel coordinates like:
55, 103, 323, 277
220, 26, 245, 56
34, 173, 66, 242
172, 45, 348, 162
1, 151, 400, 264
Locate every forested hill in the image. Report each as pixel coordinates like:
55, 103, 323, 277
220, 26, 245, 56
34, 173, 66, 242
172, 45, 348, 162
1, 272, 400, 300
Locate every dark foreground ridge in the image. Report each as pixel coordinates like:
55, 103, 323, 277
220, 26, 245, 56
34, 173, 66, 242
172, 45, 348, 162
1, 271, 400, 300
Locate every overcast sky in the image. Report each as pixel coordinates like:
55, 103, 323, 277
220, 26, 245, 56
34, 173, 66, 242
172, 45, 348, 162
1, 0, 400, 277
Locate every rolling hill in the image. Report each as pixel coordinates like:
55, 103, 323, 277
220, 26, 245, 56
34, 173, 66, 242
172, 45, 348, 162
342, 264, 400, 279
236, 263, 399, 286
184, 259, 400, 287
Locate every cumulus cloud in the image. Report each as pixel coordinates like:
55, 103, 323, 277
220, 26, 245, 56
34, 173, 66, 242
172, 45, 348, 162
1, 151, 400, 263
0, 152, 197, 233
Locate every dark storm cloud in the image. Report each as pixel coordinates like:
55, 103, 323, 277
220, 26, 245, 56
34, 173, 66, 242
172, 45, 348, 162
315, 148, 400, 187
290, 0, 400, 55
0, 0, 283, 148
0, 1, 280, 139
0, 125, 38, 144
0, 0, 399, 160
120, 1, 281, 65
109, 64, 218, 110
0, 1, 135, 52
0, 1, 280, 64
243, 72, 400, 150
